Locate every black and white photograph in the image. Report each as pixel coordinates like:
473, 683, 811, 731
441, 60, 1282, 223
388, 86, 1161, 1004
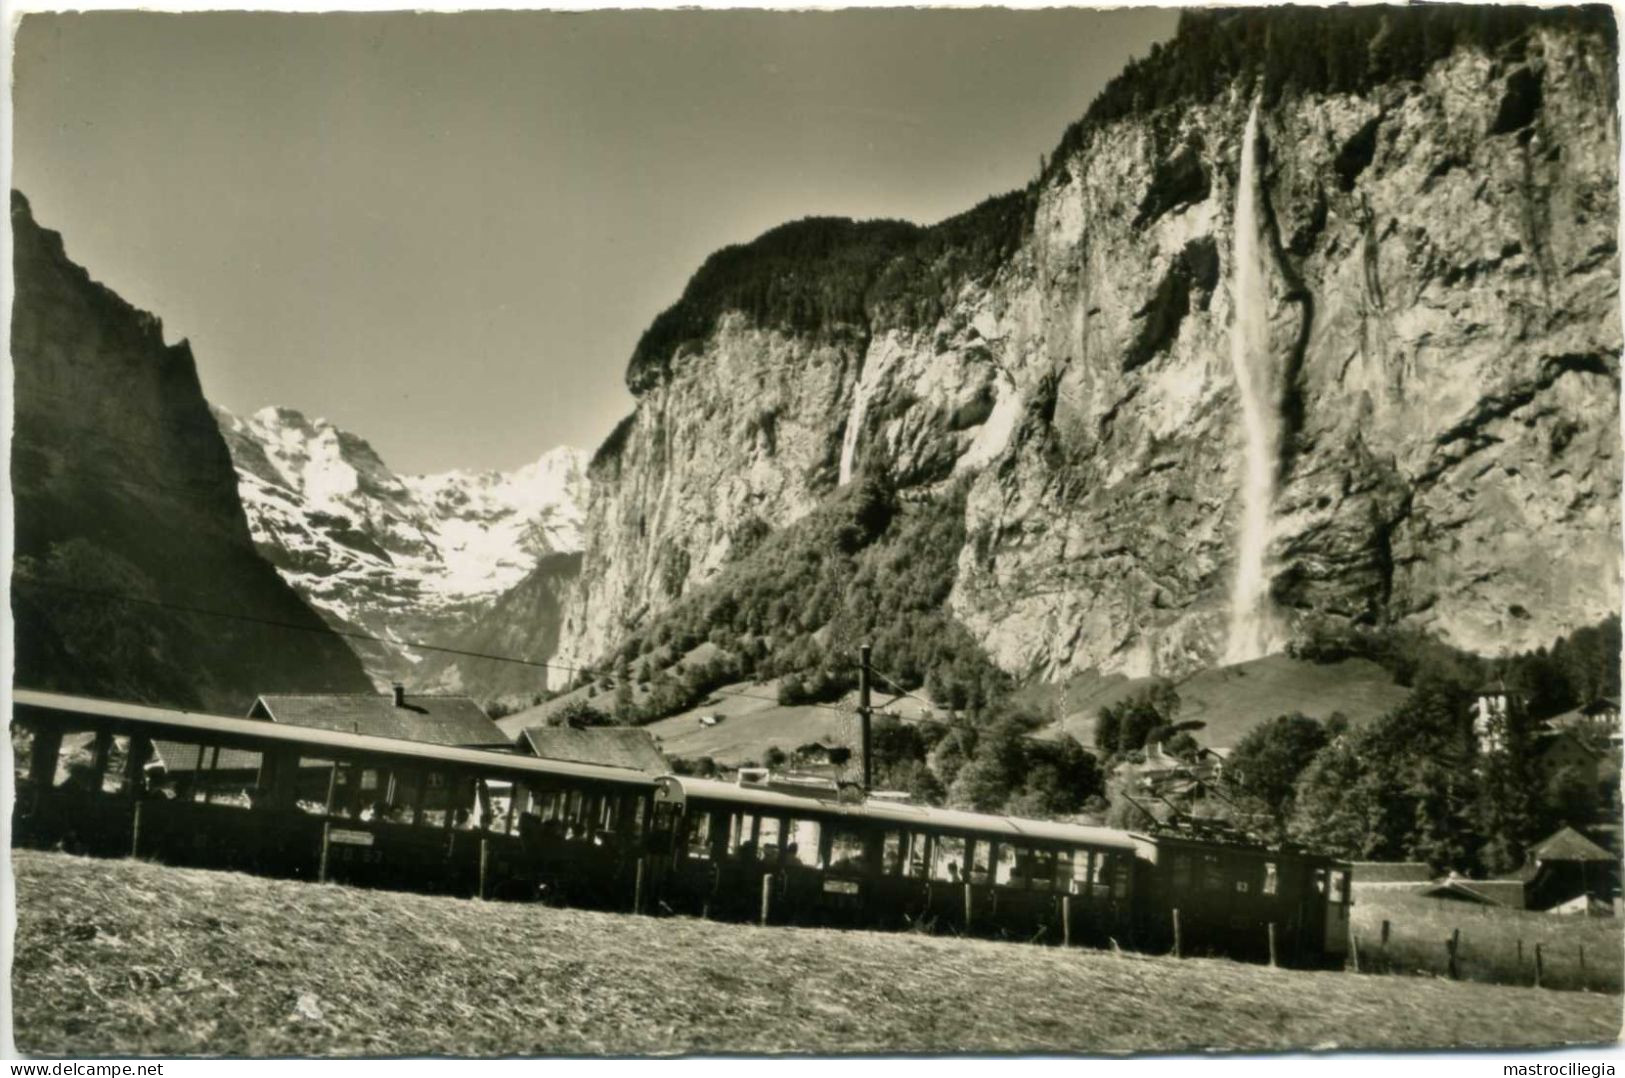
4, 0, 1623, 1060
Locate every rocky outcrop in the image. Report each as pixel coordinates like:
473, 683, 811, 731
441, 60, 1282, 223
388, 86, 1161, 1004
560, 11, 1621, 683
413, 552, 584, 706
10, 191, 372, 711
215, 405, 586, 687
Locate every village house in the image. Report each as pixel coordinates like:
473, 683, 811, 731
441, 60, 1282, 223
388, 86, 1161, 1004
150, 684, 509, 811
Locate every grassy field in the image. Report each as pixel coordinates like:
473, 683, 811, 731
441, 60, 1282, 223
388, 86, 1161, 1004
1352, 887, 1625, 993
11, 851, 1621, 1056
1041, 654, 1412, 748
492, 652, 1407, 768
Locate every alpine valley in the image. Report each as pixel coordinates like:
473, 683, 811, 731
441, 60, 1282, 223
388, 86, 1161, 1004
12, 6, 1621, 733
214, 405, 587, 694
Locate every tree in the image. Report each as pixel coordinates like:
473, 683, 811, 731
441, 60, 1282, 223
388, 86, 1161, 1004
550, 698, 614, 728
764, 746, 788, 770
1227, 713, 1330, 833
1098, 685, 1180, 756
947, 720, 1026, 812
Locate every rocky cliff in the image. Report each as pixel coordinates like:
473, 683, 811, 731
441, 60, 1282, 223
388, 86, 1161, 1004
10, 191, 372, 711
214, 405, 586, 688
561, 8, 1621, 684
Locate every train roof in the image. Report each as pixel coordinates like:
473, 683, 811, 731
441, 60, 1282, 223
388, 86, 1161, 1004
656, 775, 1138, 851
12, 689, 654, 790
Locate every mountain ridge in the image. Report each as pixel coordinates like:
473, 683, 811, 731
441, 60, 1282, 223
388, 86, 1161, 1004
10, 190, 372, 711
214, 403, 588, 689
558, 6, 1621, 692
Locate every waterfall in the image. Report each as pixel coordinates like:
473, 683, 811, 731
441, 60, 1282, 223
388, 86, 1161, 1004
837, 387, 867, 487
1224, 98, 1280, 665
839, 355, 889, 487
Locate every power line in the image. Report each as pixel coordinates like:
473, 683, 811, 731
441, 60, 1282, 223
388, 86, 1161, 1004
11, 577, 848, 716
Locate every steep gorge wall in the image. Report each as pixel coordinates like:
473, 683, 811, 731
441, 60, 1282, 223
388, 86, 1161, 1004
11, 192, 373, 710
561, 15, 1621, 683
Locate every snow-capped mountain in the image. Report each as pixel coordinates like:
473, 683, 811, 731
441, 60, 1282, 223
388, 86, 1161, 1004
213, 404, 588, 686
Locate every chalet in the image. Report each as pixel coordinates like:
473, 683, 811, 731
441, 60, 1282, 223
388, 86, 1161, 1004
1470, 685, 1522, 755
1417, 875, 1529, 909
1548, 697, 1623, 750
517, 725, 669, 777
151, 684, 508, 810
792, 741, 851, 770
1523, 825, 1620, 913
249, 685, 510, 750
1412, 826, 1622, 913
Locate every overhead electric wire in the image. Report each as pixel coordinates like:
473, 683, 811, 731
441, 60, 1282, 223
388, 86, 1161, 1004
10, 577, 849, 715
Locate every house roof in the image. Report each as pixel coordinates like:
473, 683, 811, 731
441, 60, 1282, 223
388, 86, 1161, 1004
1531, 826, 1617, 864
152, 740, 264, 774
252, 693, 509, 748
1350, 861, 1434, 884
1418, 877, 1526, 907
518, 725, 669, 775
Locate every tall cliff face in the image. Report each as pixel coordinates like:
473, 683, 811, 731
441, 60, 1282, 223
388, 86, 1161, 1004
215, 404, 586, 687
560, 11, 1621, 682
10, 191, 372, 710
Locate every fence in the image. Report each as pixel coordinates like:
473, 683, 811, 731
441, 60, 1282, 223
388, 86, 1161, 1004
1350, 890, 1622, 993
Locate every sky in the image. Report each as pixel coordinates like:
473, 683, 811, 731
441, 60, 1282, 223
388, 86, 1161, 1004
12, 8, 1178, 475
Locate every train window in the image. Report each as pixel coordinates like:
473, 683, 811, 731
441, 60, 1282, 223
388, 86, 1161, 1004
1053, 851, 1079, 891
1313, 868, 1328, 895
1170, 852, 1191, 891
360, 769, 378, 792
1112, 859, 1131, 900
1089, 851, 1109, 895
993, 844, 1017, 887
1263, 862, 1279, 896
785, 819, 821, 866
1330, 869, 1349, 904
904, 832, 932, 878
684, 812, 713, 860
758, 817, 783, 862
1202, 853, 1225, 892
100, 736, 130, 795
932, 835, 966, 882
882, 831, 904, 875
968, 841, 991, 885
826, 828, 869, 874
1019, 848, 1054, 892
726, 814, 753, 856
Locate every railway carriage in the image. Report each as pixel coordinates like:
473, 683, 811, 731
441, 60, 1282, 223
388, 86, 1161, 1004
10, 688, 1351, 968
10, 689, 658, 907
651, 772, 1140, 944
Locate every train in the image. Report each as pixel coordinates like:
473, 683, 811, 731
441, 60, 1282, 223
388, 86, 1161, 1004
9, 688, 1352, 968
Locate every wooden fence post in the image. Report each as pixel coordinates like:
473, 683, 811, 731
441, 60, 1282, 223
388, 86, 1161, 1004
1447, 928, 1460, 980
634, 856, 647, 916
964, 884, 974, 932
759, 872, 773, 926
1061, 895, 1072, 948
318, 821, 332, 884
1350, 934, 1361, 973
478, 836, 490, 901
1534, 942, 1544, 989
130, 800, 143, 859
1267, 922, 1278, 968
1172, 908, 1183, 958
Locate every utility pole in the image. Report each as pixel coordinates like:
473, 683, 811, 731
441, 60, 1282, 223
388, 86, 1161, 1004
858, 643, 874, 793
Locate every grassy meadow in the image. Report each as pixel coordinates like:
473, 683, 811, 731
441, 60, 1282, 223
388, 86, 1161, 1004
1352, 887, 1625, 993
11, 850, 1622, 1056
